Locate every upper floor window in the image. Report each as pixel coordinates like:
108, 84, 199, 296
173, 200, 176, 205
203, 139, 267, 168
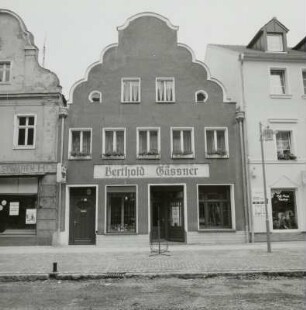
0, 62, 10, 83
270, 69, 286, 95
205, 128, 229, 158
276, 131, 296, 160
121, 78, 140, 103
137, 128, 160, 159
69, 129, 92, 159
156, 78, 175, 102
195, 90, 208, 103
14, 115, 36, 149
102, 128, 125, 159
302, 70, 306, 95
267, 33, 284, 52
171, 128, 194, 158
89, 91, 102, 103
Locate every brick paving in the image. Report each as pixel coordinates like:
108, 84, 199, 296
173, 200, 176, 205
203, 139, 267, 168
0, 242, 305, 276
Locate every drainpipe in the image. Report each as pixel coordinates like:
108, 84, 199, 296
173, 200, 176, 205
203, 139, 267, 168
238, 53, 254, 243
56, 104, 68, 245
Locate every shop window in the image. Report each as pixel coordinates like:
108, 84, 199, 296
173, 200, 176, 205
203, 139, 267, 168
156, 78, 175, 102
198, 185, 232, 229
102, 128, 125, 159
267, 33, 284, 52
270, 69, 286, 94
107, 186, 136, 233
121, 78, 140, 103
137, 128, 160, 158
89, 91, 102, 103
0, 61, 10, 82
14, 115, 36, 148
302, 70, 306, 95
171, 128, 194, 158
69, 129, 92, 159
0, 196, 37, 233
271, 189, 298, 230
205, 128, 229, 158
276, 131, 296, 160
195, 90, 208, 103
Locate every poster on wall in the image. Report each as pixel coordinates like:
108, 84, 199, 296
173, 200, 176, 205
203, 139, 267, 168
25, 209, 37, 224
252, 192, 266, 216
9, 202, 20, 216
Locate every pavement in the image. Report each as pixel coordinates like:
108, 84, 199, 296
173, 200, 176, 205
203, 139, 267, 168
0, 241, 305, 280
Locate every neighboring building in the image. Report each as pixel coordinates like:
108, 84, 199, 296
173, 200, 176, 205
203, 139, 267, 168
0, 9, 65, 245
60, 13, 246, 247
206, 18, 306, 241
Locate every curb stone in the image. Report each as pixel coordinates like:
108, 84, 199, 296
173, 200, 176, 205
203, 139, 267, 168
0, 270, 305, 282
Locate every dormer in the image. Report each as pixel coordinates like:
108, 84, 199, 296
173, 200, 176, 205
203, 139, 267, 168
247, 17, 289, 53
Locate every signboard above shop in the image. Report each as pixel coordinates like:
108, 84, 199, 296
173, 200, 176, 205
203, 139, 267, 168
0, 163, 57, 176
94, 164, 209, 179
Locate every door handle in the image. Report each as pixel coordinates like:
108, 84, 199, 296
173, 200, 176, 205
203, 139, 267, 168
73, 220, 78, 225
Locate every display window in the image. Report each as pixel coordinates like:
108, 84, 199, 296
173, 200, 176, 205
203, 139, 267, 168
106, 186, 136, 233
271, 189, 298, 230
0, 195, 37, 233
198, 185, 232, 229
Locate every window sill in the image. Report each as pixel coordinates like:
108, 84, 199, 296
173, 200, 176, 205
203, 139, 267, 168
102, 155, 125, 160
156, 101, 175, 104
206, 155, 229, 159
0, 229, 36, 235
0, 82, 11, 85
106, 232, 137, 235
271, 229, 300, 233
13, 146, 36, 150
137, 155, 160, 160
270, 94, 292, 99
172, 154, 195, 159
121, 101, 140, 104
198, 229, 235, 232
69, 156, 92, 160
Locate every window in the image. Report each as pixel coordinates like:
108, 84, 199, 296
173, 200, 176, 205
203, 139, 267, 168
102, 128, 125, 158
205, 128, 228, 158
137, 128, 160, 158
0, 62, 10, 82
271, 189, 298, 230
195, 90, 208, 103
156, 78, 175, 102
107, 186, 136, 233
89, 91, 102, 103
69, 129, 92, 158
267, 33, 284, 52
171, 128, 194, 158
270, 69, 286, 94
302, 70, 306, 95
198, 186, 232, 229
121, 78, 140, 103
15, 115, 36, 148
276, 131, 296, 160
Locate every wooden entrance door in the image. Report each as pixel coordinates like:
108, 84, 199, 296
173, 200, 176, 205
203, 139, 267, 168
167, 199, 184, 242
69, 187, 96, 245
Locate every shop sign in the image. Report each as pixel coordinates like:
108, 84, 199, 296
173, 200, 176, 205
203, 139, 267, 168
0, 163, 57, 175
94, 164, 209, 179
9, 202, 19, 216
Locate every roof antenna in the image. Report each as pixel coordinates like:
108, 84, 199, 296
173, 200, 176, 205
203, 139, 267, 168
42, 34, 47, 67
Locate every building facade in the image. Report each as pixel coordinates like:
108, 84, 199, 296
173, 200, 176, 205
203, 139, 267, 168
0, 9, 65, 245
60, 13, 246, 247
206, 18, 306, 241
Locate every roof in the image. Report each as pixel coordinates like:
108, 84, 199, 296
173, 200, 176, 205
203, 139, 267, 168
293, 36, 306, 50
208, 44, 306, 61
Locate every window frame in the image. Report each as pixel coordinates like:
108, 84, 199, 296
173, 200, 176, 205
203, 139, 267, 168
266, 33, 284, 52
197, 184, 235, 231
0, 61, 11, 83
170, 127, 195, 159
68, 128, 92, 160
88, 90, 102, 103
204, 127, 229, 158
102, 127, 126, 159
136, 127, 161, 159
13, 114, 37, 150
156, 77, 175, 103
275, 129, 296, 160
121, 78, 141, 103
195, 90, 208, 103
269, 67, 291, 97
301, 69, 306, 97
105, 185, 138, 234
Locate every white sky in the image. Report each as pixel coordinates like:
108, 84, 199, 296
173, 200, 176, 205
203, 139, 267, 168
1, 0, 305, 97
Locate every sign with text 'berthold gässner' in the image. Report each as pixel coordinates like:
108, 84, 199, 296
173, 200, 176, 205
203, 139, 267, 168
94, 164, 209, 179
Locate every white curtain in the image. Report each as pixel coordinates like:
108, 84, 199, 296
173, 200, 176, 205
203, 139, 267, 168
72, 131, 80, 152
183, 131, 191, 153
116, 131, 124, 153
139, 131, 147, 153
150, 131, 158, 152
105, 131, 113, 153
173, 131, 181, 153
82, 131, 91, 154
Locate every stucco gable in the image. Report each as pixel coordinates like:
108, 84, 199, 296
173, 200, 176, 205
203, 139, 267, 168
0, 9, 61, 93
69, 12, 230, 104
